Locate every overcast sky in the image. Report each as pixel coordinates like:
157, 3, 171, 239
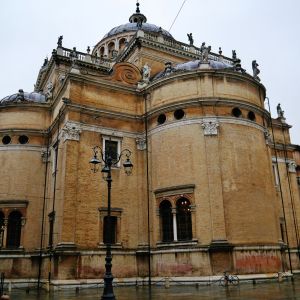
0, 0, 299, 144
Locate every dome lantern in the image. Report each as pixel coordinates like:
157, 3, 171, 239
129, 1, 147, 27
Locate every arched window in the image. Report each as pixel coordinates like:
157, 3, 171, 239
159, 200, 173, 242
176, 198, 192, 241
119, 38, 127, 51
0, 211, 4, 248
108, 42, 115, 59
99, 47, 105, 57
6, 211, 22, 248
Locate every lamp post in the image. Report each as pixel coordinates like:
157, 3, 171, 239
90, 146, 133, 300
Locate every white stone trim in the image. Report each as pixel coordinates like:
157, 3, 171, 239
272, 157, 296, 165
149, 116, 266, 136
0, 145, 44, 152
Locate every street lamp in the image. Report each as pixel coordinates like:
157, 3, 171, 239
90, 145, 133, 300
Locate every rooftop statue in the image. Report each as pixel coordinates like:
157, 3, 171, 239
232, 50, 237, 60
57, 35, 63, 47
142, 63, 151, 83
252, 60, 260, 81
202, 45, 211, 62
200, 42, 206, 59
277, 103, 285, 119
187, 33, 194, 46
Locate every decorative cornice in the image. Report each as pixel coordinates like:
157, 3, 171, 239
154, 184, 195, 198
0, 200, 29, 208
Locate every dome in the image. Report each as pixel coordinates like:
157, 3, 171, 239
0, 89, 47, 105
103, 22, 173, 40
101, 2, 173, 41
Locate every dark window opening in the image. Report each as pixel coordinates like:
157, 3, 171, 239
48, 211, 55, 247
247, 111, 256, 121
6, 211, 22, 248
103, 216, 117, 244
105, 140, 118, 163
176, 198, 192, 241
159, 200, 173, 242
19, 135, 29, 144
174, 109, 185, 120
232, 107, 242, 118
280, 223, 286, 243
157, 114, 166, 125
2, 136, 11, 145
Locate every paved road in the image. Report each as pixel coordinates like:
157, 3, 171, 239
3, 277, 300, 299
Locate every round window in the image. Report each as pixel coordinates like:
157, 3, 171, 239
232, 107, 242, 118
174, 109, 185, 120
19, 135, 29, 144
157, 114, 166, 125
248, 111, 256, 121
2, 135, 11, 145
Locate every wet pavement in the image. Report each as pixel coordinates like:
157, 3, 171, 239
3, 277, 300, 299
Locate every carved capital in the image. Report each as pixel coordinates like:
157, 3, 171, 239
136, 137, 146, 150
41, 149, 50, 163
264, 129, 272, 145
201, 119, 219, 136
62, 123, 82, 142
288, 162, 297, 173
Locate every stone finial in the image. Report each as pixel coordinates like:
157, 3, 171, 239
219, 47, 222, 56
201, 119, 219, 136
187, 33, 194, 46
252, 60, 261, 81
57, 35, 63, 47
136, 0, 140, 13
87, 46, 91, 54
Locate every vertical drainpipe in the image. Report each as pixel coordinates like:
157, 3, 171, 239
37, 131, 50, 291
144, 92, 152, 287
48, 108, 62, 287
266, 97, 293, 273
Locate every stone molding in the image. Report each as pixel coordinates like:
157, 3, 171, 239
201, 118, 219, 136
154, 184, 195, 198
0, 145, 43, 152
149, 116, 266, 136
62, 122, 82, 142
0, 200, 29, 208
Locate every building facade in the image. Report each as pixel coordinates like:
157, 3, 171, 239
0, 3, 300, 284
